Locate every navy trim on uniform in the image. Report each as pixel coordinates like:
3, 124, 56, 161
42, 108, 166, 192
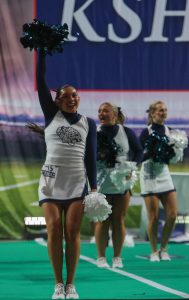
85, 117, 97, 189
39, 197, 84, 207
141, 188, 176, 197
104, 190, 130, 196
36, 52, 58, 126
123, 127, 143, 164
39, 183, 88, 206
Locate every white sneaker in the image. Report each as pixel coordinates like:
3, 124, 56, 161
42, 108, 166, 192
96, 257, 110, 268
66, 284, 79, 299
52, 283, 65, 299
160, 249, 171, 261
112, 257, 123, 268
150, 251, 160, 262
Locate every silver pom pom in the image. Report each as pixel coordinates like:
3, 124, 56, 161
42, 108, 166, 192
110, 160, 138, 192
83, 192, 112, 222
169, 129, 188, 163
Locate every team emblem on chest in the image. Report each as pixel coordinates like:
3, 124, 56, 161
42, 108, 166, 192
56, 126, 82, 145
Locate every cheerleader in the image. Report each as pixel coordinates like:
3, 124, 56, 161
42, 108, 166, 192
140, 101, 177, 262
94, 102, 143, 269
36, 51, 97, 299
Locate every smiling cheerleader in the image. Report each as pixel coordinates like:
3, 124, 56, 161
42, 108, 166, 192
139, 100, 188, 262
94, 102, 143, 269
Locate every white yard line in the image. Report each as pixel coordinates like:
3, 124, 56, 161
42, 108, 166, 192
35, 238, 189, 299
0, 179, 39, 191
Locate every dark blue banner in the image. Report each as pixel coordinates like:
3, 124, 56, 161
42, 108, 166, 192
36, 0, 189, 90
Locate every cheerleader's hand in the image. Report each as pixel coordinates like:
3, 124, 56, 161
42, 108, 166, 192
20, 19, 69, 55
26, 122, 44, 136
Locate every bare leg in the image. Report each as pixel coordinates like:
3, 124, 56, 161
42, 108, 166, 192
160, 191, 177, 250
111, 192, 130, 257
42, 202, 64, 284
64, 200, 84, 285
144, 195, 160, 253
94, 217, 111, 257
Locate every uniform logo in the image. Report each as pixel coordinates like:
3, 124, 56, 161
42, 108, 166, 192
56, 126, 82, 145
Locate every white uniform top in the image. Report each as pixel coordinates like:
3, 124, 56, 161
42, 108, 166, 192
45, 111, 88, 167
97, 124, 130, 194
38, 111, 89, 203
113, 124, 129, 161
140, 124, 175, 196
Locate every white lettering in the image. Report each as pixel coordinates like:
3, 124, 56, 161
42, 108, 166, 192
24, 217, 46, 226
144, 0, 189, 42
61, 0, 189, 43
61, 0, 105, 42
108, 0, 142, 43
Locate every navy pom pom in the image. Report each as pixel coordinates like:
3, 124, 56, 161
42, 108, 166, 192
20, 19, 69, 55
145, 131, 175, 164
97, 131, 121, 168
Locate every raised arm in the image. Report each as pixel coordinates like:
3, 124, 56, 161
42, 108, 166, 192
36, 51, 58, 125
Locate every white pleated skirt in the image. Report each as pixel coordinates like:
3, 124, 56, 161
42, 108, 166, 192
38, 164, 87, 205
140, 159, 175, 196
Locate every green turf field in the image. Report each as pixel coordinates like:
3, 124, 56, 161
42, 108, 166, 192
0, 161, 42, 239
0, 240, 189, 299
